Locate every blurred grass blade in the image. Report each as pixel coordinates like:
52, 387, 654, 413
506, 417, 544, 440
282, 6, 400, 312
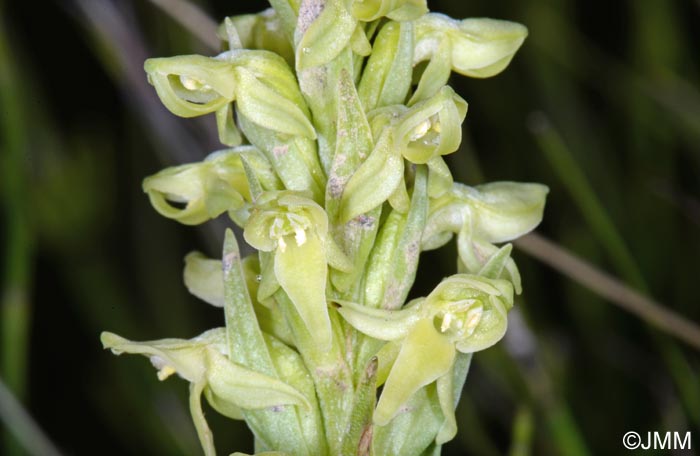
0, 8, 34, 456
527, 112, 700, 425
0, 377, 63, 456
528, 112, 647, 290
508, 405, 534, 456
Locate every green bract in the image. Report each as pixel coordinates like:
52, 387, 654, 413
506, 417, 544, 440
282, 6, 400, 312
105, 1, 547, 454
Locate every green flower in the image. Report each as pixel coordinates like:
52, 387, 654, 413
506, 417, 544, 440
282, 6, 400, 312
142, 149, 251, 226
243, 191, 334, 349
101, 329, 309, 456
145, 51, 316, 148
411, 14, 528, 102
337, 274, 513, 443
339, 86, 466, 221
145, 55, 237, 117
423, 181, 548, 291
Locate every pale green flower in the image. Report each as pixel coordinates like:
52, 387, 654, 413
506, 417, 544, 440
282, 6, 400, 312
339, 86, 466, 221
243, 191, 334, 349
411, 14, 528, 102
101, 329, 308, 456
142, 149, 251, 226
337, 274, 513, 443
422, 181, 548, 292
145, 55, 237, 117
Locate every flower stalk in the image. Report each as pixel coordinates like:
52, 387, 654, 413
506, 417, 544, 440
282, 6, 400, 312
101, 1, 547, 454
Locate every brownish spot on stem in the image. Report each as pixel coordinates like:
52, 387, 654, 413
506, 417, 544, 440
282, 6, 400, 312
358, 424, 373, 456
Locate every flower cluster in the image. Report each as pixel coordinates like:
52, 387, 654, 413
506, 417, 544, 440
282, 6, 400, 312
102, 1, 546, 455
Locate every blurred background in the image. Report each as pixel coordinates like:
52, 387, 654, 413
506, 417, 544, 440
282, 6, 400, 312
1, 0, 699, 454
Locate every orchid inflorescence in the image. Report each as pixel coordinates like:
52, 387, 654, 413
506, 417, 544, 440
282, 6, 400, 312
102, 1, 547, 454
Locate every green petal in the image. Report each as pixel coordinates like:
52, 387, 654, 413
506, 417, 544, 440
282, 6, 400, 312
183, 252, 224, 307
274, 233, 332, 350
337, 300, 421, 341
409, 38, 452, 104
374, 318, 456, 425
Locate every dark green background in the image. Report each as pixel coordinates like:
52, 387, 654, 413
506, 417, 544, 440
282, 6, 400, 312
1, 0, 699, 454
